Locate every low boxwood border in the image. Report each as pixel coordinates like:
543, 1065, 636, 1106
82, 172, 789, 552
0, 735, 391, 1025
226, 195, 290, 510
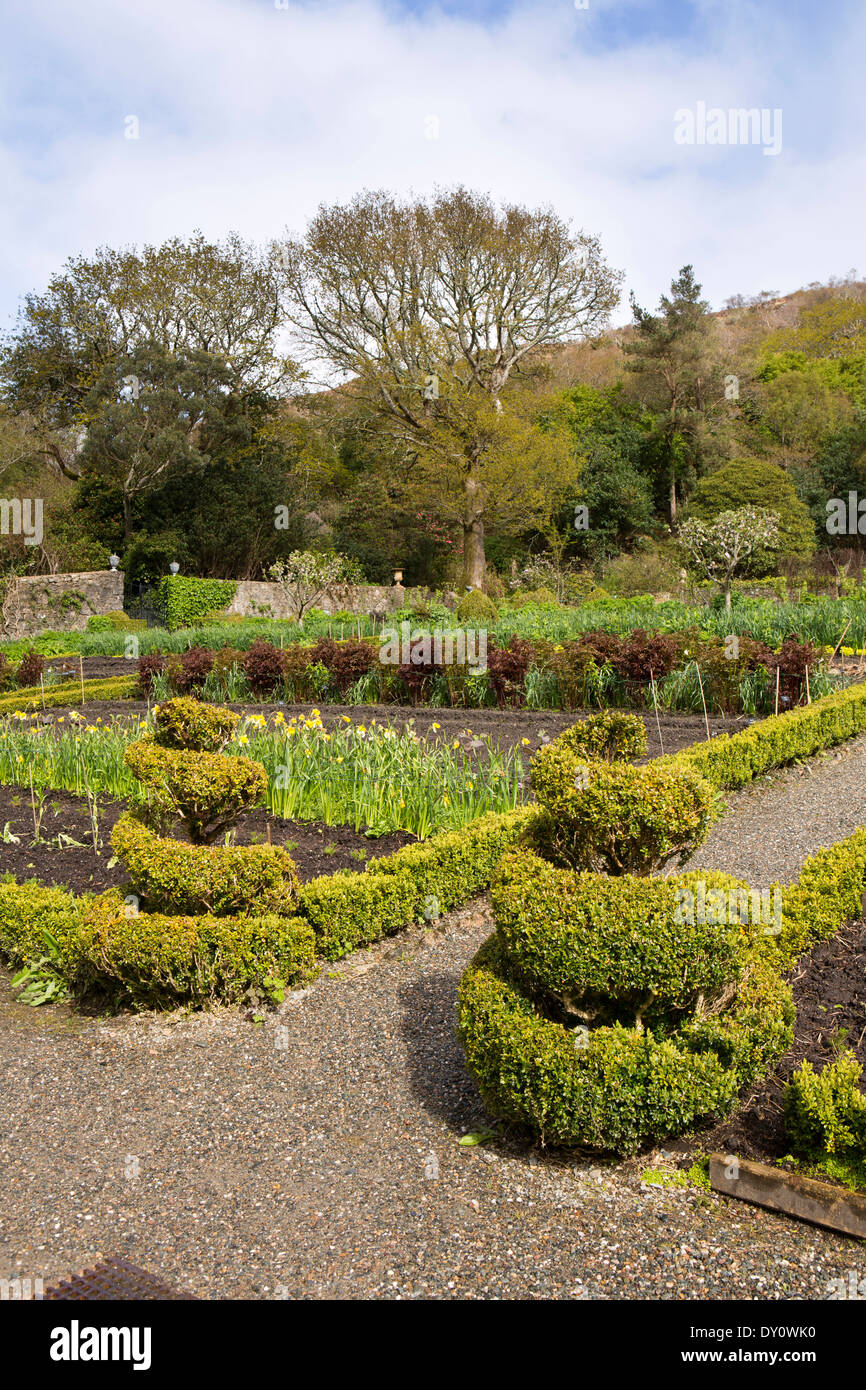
0, 674, 138, 714
665, 678, 866, 790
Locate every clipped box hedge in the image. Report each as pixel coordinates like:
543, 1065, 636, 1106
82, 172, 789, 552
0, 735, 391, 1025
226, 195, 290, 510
0, 674, 137, 714
2, 681, 866, 1011
111, 813, 300, 917
458, 821, 866, 1154
0, 880, 315, 1008
457, 934, 793, 1154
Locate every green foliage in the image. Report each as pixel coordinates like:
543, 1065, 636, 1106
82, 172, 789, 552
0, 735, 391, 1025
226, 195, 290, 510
10, 927, 69, 1005
155, 576, 238, 631
689, 459, 816, 568
0, 877, 315, 1009
508, 587, 559, 608
0, 675, 136, 715
491, 851, 751, 1029
554, 710, 648, 762
0, 879, 81, 973
111, 813, 299, 917
772, 828, 866, 967
784, 1052, 866, 1157
528, 743, 715, 874
456, 589, 499, 624
153, 696, 238, 752
457, 933, 792, 1154
124, 739, 267, 843
302, 806, 536, 959
77, 891, 315, 1008
603, 546, 682, 598
665, 679, 866, 793
86, 611, 146, 633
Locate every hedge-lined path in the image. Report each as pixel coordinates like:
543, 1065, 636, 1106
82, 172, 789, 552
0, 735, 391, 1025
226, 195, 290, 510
2, 738, 866, 1300
690, 730, 866, 888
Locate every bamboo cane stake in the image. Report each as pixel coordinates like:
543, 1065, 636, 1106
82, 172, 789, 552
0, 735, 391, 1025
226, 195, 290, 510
650, 673, 664, 756
694, 662, 711, 742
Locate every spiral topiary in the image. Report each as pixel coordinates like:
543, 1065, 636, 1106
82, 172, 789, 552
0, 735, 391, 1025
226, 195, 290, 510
111, 699, 304, 985
458, 850, 794, 1153
456, 715, 792, 1154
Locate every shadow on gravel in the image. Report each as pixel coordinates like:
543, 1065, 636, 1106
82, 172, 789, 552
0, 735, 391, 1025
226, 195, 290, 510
398, 972, 488, 1132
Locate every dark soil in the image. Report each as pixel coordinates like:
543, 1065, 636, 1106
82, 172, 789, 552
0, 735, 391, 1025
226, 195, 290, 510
700, 918, 866, 1161
0, 784, 414, 897
9, 695, 747, 763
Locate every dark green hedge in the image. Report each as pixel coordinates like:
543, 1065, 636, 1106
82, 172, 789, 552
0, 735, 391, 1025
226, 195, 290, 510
155, 576, 238, 631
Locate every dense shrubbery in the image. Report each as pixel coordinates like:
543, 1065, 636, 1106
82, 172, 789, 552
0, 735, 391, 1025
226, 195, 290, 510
155, 576, 238, 630
133, 624, 827, 716
0, 877, 315, 1008
458, 932, 793, 1154
16, 649, 44, 688
553, 709, 647, 762
784, 1052, 866, 1158
456, 695, 866, 1154
125, 739, 268, 843
152, 696, 238, 751
86, 612, 146, 633
243, 637, 287, 695
456, 589, 499, 624
111, 814, 299, 916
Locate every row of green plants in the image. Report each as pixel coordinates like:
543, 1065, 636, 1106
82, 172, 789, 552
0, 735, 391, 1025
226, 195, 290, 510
135, 628, 837, 716
457, 706, 866, 1160
6, 591, 866, 663
0, 705, 521, 838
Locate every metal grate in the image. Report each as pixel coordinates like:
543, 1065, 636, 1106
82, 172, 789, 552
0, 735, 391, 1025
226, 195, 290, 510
44, 1257, 198, 1301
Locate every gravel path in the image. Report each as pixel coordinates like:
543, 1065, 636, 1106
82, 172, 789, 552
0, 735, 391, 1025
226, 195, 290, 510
690, 732, 866, 887
2, 739, 866, 1300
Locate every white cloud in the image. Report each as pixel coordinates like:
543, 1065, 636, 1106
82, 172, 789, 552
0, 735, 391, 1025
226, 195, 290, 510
0, 0, 863, 333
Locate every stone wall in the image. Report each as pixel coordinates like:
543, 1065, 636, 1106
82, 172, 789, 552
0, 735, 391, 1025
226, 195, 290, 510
224, 580, 415, 620
0, 570, 125, 638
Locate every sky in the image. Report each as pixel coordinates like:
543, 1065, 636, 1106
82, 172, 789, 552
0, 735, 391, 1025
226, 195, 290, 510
0, 0, 862, 336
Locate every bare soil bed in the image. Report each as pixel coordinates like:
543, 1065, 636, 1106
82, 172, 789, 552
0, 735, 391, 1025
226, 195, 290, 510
0, 783, 414, 896
699, 916, 866, 1164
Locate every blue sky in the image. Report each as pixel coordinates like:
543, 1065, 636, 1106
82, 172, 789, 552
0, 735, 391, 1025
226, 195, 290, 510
0, 0, 862, 335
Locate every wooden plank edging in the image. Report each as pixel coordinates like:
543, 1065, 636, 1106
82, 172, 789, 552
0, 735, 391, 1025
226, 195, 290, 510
709, 1152, 866, 1238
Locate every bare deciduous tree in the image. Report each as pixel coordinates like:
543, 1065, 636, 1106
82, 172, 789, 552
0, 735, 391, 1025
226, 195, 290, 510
276, 187, 622, 587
